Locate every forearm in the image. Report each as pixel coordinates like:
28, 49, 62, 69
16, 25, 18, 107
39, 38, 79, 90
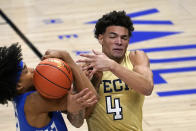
70, 64, 97, 95
84, 75, 102, 118
60, 53, 97, 95
110, 61, 153, 95
91, 72, 102, 92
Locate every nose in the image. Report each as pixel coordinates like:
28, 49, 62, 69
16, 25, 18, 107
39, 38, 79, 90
115, 37, 122, 46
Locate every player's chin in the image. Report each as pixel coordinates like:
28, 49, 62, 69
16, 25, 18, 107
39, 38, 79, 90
112, 54, 124, 60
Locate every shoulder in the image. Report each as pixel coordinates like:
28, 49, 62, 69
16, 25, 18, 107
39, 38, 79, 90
129, 50, 147, 58
25, 91, 56, 114
25, 91, 67, 113
24, 91, 44, 113
129, 50, 149, 67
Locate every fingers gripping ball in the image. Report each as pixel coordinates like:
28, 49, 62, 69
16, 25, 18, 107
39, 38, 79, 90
33, 58, 73, 99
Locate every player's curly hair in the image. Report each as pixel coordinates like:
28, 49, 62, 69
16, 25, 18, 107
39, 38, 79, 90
94, 10, 134, 38
0, 43, 23, 104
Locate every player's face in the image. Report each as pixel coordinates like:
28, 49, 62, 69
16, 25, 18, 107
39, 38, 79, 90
19, 63, 35, 91
98, 26, 130, 62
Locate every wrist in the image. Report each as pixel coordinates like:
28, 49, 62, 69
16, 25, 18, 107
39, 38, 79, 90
109, 60, 116, 72
60, 52, 76, 67
68, 109, 84, 115
69, 63, 80, 72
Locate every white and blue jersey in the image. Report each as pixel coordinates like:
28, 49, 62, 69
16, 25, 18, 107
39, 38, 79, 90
13, 91, 68, 131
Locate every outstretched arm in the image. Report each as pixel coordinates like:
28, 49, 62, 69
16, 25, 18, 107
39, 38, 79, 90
78, 50, 154, 96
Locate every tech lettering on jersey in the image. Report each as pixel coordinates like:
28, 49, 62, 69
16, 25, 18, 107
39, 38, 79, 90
102, 78, 130, 93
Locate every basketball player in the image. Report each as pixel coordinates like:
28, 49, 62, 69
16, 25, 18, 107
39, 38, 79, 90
0, 44, 97, 130
78, 11, 154, 131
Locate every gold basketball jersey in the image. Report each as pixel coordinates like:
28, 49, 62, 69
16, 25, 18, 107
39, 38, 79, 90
87, 52, 144, 131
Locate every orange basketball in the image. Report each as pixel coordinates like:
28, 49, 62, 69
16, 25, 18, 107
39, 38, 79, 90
33, 58, 73, 99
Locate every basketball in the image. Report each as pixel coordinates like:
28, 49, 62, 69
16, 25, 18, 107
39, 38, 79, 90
33, 58, 73, 99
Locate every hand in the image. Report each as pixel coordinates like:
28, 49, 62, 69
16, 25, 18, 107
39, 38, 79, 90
42, 49, 74, 65
78, 63, 92, 79
67, 87, 98, 114
77, 50, 114, 78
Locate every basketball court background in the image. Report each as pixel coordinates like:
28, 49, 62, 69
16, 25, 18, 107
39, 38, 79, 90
0, 0, 196, 130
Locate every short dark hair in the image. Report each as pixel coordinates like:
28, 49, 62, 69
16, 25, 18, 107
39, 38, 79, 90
0, 43, 23, 104
94, 10, 134, 39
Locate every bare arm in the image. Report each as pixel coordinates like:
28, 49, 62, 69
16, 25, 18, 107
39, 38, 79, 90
84, 71, 103, 118
24, 50, 98, 128
110, 50, 154, 95
66, 85, 84, 128
67, 110, 85, 128
65, 69, 100, 126
43, 50, 97, 95
40, 50, 98, 126
26, 88, 94, 113
29, 50, 98, 112
78, 50, 154, 96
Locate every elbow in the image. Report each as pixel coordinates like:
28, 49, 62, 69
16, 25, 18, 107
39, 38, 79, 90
142, 82, 154, 96
145, 84, 154, 96
145, 89, 152, 96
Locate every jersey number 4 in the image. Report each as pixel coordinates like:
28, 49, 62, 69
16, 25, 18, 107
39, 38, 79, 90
105, 96, 123, 120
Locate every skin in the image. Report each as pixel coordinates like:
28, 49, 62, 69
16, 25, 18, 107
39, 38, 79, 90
99, 26, 130, 62
16, 50, 98, 128
78, 25, 154, 96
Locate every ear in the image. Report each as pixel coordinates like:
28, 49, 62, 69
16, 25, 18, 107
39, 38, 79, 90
16, 82, 24, 92
98, 34, 103, 45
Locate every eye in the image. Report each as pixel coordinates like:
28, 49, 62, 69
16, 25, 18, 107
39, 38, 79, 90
121, 36, 128, 40
109, 35, 116, 38
109, 33, 117, 38
22, 64, 28, 74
